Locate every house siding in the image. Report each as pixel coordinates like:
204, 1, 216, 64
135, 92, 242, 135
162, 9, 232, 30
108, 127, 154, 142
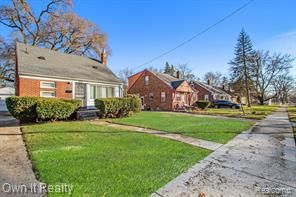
173, 81, 196, 108
128, 70, 173, 111
17, 77, 73, 99
191, 83, 214, 102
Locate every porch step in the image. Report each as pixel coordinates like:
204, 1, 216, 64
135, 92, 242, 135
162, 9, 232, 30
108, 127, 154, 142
76, 109, 100, 120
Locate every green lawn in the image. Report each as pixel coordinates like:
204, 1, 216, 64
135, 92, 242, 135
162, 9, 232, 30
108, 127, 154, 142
112, 112, 253, 144
23, 122, 210, 197
193, 105, 279, 120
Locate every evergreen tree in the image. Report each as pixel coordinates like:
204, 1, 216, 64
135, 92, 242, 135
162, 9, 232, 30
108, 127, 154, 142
229, 29, 254, 107
164, 62, 171, 74
164, 62, 175, 77
170, 65, 175, 76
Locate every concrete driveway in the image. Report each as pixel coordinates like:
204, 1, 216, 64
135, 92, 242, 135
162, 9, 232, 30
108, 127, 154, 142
152, 107, 296, 197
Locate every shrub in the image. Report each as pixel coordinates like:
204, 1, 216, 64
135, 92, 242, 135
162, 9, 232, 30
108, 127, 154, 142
36, 99, 75, 121
6, 96, 82, 122
61, 99, 82, 110
126, 94, 141, 113
6, 96, 41, 122
95, 96, 141, 118
193, 100, 210, 110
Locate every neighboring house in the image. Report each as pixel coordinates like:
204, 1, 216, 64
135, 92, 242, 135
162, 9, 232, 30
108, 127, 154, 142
0, 87, 15, 111
128, 69, 197, 111
15, 42, 123, 107
190, 81, 231, 102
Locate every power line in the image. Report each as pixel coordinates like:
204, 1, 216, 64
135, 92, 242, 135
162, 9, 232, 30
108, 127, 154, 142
132, 0, 256, 71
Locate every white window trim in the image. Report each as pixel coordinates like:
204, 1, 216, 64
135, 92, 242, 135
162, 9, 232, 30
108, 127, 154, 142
40, 91, 56, 98
40, 81, 56, 89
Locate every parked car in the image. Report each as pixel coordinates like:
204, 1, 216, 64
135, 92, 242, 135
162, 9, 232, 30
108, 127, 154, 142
213, 100, 241, 109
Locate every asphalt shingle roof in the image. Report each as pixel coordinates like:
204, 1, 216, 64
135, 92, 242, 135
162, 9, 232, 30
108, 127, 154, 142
16, 42, 122, 84
192, 81, 230, 95
152, 71, 185, 89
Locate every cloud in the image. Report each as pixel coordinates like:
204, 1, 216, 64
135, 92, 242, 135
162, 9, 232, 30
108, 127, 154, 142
258, 30, 296, 75
259, 30, 296, 56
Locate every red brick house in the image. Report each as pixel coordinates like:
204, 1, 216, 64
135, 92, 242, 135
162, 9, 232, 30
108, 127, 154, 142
15, 42, 123, 107
128, 69, 197, 111
190, 81, 231, 102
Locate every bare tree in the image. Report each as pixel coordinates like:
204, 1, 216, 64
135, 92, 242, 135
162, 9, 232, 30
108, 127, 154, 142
117, 67, 135, 86
177, 63, 197, 81
0, 0, 108, 83
252, 51, 293, 105
273, 73, 295, 104
117, 67, 135, 96
203, 71, 223, 86
0, 38, 15, 84
0, 0, 107, 57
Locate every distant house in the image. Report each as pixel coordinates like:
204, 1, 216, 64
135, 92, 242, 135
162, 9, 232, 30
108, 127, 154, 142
190, 81, 231, 102
128, 69, 197, 111
0, 87, 15, 111
15, 43, 123, 107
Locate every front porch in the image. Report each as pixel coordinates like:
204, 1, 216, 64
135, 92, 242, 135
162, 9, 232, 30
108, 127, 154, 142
172, 91, 197, 111
74, 82, 123, 108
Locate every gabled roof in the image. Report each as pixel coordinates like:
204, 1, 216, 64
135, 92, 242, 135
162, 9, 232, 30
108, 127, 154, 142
16, 42, 122, 84
151, 71, 185, 89
191, 81, 230, 96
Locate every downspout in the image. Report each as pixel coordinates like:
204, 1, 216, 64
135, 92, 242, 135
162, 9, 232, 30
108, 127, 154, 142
171, 90, 175, 111
15, 42, 19, 96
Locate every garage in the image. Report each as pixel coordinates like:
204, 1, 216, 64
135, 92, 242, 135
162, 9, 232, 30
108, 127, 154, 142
0, 87, 15, 111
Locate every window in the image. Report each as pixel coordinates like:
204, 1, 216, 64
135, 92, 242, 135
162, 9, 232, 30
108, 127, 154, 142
90, 85, 114, 99
40, 81, 55, 88
161, 92, 166, 102
40, 91, 55, 98
149, 93, 154, 100
90, 85, 96, 99
144, 76, 149, 85
192, 93, 197, 101
107, 87, 114, 97
176, 93, 181, 101
204, 95, 209, 101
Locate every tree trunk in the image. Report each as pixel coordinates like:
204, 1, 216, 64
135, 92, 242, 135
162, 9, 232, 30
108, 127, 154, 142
259, 97, 264, 105
243, 61, 251, 107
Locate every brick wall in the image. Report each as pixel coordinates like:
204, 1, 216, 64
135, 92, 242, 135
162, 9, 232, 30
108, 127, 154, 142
128, 70, 173, 111
128, 71, 143, 89
191, 83, 214, 102
17, 77, 73, 99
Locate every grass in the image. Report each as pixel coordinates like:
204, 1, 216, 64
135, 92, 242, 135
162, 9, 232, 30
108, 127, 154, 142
193, 105, 279, 120
287, 106, 296, 140
112, 112, 253, 144
23, 121, 211, 197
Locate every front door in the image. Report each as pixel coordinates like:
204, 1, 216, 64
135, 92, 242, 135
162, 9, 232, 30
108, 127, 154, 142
75, 83, 86, 107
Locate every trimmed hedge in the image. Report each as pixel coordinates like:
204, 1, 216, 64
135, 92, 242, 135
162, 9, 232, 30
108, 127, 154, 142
36, 99, 75, 121
6, 96, 82, 122
95, 95, 141, 118
6, 96, 41, 122
193, 100, 210, 110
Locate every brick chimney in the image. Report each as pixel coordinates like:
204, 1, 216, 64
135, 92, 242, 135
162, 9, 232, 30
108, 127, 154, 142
101, 48, 107, 65
207, 79, 211, 86
176, 71, 180, 79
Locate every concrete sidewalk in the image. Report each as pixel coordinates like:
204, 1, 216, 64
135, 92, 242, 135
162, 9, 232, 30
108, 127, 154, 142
152, 107, 296, 197
0, 125, 45, 196
93, 121, 223, 151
